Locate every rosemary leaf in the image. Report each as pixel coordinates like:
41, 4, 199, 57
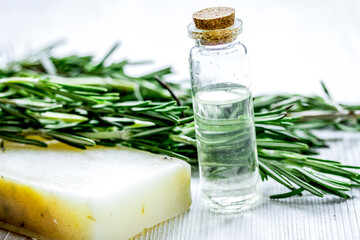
45, 131, 96, 147
0, 133, 47, 147
270, 188, 304, 199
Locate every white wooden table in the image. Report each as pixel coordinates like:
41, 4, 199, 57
140, 132, 360, 240
1, 131, 359, 240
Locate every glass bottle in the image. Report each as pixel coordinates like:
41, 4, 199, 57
188, 12, 261, 212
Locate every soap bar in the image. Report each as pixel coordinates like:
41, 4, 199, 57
0, 142, 191, 240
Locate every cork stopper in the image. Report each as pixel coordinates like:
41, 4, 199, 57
188, 7, 242, 46
193, 7, 235, 30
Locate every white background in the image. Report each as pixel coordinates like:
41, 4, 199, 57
1, 0, 360, 102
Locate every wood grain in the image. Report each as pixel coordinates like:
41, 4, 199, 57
0, 229, 29, 240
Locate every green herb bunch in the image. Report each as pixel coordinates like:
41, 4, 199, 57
0, 43, 359, 199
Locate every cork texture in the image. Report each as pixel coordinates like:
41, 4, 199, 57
192, 7, 235, 30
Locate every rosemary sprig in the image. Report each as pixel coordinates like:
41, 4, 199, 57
0, 43, 359, 199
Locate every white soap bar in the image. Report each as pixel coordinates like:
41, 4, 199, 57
0, 142, 191, 240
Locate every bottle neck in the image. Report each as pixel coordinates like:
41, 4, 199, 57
194, 37, 239, 50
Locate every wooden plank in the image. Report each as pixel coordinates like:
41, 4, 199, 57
0, 229, 28, 240
134, 131, 360, 239
0, 229, 9, 239
0, 132, 358, 240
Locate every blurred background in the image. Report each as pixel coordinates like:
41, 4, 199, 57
0, 0, 359, 102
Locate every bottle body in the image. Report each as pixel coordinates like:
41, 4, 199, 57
189, 40, 260, 212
